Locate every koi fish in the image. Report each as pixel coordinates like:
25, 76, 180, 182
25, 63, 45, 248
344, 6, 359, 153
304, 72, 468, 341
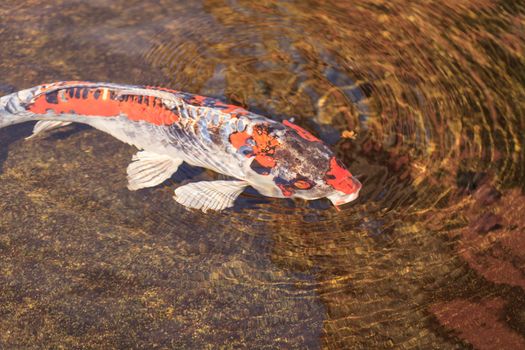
0, 81, 361, 212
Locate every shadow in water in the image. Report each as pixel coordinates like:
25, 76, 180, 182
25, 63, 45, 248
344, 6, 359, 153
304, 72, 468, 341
48, 123, 92, 141
0, 123, 33, 172
232, 186, 273, 212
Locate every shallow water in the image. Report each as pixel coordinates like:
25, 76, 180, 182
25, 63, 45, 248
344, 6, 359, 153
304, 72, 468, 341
0, 0, 524, 348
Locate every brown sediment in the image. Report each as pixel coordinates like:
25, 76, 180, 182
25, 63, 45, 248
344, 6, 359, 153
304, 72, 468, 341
453, 185, 525, 290
430, 298, 525, 350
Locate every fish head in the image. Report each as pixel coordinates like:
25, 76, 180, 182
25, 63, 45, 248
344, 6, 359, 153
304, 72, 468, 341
243, 120, 361, 207
321, 157, 362, 206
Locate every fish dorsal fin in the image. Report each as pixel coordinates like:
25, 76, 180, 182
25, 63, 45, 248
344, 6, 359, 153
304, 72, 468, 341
174, 180, 248, 212
127, 151, 183, 191
25, 121, 72, 140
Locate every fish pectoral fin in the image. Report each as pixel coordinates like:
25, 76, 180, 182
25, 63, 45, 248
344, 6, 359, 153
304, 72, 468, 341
25, 121, 73, 140
173, 180, 248, 212
127, 151, 183, 191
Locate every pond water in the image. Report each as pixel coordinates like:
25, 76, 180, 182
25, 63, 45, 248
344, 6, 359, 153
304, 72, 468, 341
0, 0, 524, 348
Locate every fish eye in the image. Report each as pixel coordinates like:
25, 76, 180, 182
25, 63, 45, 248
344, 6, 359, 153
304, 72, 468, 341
293, 179, 314, 190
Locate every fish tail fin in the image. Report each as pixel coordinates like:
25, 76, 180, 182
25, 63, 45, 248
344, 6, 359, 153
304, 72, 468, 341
0, 89, 37, 129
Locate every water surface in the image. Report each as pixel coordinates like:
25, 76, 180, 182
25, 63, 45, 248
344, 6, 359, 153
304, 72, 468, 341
0, 1, 524, 348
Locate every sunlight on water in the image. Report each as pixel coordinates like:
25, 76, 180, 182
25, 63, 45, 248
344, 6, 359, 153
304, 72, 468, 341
0, 0, 524, 348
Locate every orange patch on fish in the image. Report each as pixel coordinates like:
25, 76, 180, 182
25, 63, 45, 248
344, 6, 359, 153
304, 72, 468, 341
28, 87, 179, 126
229, 130, 251, 149
325, 157, 358, 194
253, 154, 276, 168
251, 125, 280, 168
283, 120, 320, 142
229, 124, 281, 169
277, 183, 294, 197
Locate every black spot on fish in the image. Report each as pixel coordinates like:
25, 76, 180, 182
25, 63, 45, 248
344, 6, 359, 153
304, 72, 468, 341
82, 88, 89, 99
109, 91, 117, 100
138, 96, 143, 104
274, 176, 291, 186
74, 88, 81, 99
45, 91, 59, 104
67, 88, 75, 98
250, 158, 272, 175
93, 89, 101, 100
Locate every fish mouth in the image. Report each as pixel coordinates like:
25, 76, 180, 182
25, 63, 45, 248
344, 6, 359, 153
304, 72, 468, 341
326, 177, 362, 206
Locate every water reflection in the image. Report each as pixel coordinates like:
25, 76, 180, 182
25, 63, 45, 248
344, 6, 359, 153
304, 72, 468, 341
0, 0, 524, 348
